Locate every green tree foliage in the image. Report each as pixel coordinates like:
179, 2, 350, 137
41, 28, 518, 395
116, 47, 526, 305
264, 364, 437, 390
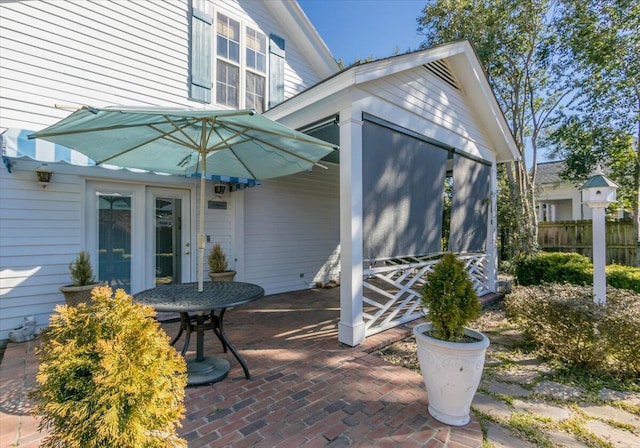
417, 0, 568, 259
421, 253, 481, 341
31, 286, 187, 448
546, 0, 640, 262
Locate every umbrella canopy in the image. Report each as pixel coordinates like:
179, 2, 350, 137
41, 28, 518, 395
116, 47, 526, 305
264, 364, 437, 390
29, 106, 337, 291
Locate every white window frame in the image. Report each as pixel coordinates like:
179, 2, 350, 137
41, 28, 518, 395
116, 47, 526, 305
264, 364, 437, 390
213, 10, 268, 111
245, 25, 267, 112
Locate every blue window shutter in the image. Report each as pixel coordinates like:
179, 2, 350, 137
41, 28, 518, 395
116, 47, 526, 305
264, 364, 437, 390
269, 34, 285, 108
190, 0, 212, 103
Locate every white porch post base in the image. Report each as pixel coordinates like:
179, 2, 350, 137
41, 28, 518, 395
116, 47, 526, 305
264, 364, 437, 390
338, 320, 366, 347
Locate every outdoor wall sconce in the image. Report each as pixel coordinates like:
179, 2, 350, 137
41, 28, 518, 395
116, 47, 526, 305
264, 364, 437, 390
213, 184, 226, 195
35, 163, 53, 188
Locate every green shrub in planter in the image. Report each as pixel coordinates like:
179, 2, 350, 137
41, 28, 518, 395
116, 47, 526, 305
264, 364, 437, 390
506, 283, 640, 378
421, 253, 481, 341
207, 243, 228, 273
515, 252, 592, 286
69, 251, 96, 286
31, 286, 187, 448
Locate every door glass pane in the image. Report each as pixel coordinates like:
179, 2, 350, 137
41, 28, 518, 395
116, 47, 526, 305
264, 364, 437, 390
97, 194, 132, 291
155, 198, 182, 285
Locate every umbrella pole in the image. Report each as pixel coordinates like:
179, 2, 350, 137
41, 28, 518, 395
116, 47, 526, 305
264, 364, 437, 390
197, 152, 206, 292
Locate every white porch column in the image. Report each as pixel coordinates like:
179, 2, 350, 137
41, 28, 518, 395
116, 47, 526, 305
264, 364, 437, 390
338, 107, 366, 346
487, 161, 498, 292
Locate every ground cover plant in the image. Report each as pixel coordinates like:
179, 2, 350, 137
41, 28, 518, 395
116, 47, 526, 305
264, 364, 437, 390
507, 283, 640, 380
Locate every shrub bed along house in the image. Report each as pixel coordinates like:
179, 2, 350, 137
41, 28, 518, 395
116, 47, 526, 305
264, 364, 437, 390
506, 283, 640, 379
514, 251, 640, 292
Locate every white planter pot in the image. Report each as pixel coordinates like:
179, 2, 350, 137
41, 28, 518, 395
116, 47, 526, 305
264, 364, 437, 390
413, 322, 489, 426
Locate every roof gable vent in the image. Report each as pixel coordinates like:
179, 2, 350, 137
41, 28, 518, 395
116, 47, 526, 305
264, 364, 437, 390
423, 59, 461, 91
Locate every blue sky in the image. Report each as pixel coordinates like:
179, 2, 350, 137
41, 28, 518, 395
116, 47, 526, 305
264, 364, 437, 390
297, 0, 426, 65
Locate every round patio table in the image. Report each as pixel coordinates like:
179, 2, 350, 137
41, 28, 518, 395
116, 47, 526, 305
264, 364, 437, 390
134, 281, 264, 386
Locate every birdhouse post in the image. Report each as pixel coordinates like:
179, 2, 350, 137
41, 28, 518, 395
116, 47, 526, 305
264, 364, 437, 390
580, 167, 619, 305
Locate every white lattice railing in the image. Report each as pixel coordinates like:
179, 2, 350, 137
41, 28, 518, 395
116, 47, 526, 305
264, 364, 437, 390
362, 252, 490, 337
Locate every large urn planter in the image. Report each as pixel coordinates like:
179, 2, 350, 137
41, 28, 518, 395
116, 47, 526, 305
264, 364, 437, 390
414, 322, 489, 426
59, 283, 101, 307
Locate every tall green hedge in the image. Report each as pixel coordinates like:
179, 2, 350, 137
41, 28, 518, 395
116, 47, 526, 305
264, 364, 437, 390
515, 252, 592, 286
514, 252, 640, 293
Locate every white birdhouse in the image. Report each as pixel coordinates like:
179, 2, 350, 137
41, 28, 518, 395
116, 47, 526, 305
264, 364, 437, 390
580, 167, 618, 209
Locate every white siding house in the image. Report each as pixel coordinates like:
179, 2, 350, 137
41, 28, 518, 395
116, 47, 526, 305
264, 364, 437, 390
536, 161, 587, 221
0, 0, 518, 345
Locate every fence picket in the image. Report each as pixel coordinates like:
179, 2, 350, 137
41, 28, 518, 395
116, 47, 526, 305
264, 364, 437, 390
538, 219, 636, 266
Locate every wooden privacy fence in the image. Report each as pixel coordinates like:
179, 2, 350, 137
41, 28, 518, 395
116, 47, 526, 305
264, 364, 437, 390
538, 219, 636, 266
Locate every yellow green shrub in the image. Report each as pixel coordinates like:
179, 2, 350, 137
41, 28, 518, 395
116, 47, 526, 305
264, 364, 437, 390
31, 286, 187, 448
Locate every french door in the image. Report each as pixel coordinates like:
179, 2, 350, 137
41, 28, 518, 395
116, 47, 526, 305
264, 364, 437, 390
85, 182, 192, 294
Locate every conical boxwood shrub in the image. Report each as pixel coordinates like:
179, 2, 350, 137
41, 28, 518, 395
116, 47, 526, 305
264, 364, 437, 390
31, 286, 187, 448
421, 253, 481, 342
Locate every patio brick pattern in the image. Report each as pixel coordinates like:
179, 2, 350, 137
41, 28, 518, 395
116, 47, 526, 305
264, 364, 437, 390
0, 287, 483, 447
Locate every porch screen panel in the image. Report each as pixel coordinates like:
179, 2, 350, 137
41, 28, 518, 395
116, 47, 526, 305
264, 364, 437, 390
448, 154, 491, 252
362, 120, 447, 259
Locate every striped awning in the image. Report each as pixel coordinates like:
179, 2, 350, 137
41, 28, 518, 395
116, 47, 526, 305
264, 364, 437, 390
1, 128, 94, 169
0, 128, 259, 186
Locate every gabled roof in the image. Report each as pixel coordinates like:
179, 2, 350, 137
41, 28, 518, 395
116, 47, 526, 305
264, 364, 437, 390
536, 161, 565, 185
267, 40, 519, 163
263, 1, 339, 78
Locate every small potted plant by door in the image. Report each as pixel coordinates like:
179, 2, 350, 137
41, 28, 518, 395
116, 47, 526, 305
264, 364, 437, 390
59, 251, 101, 307
413, 253, 489, 426
207, 243, 236, 282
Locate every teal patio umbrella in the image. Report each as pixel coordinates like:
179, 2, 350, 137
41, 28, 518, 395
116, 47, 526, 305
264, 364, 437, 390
29, 106, 337, 291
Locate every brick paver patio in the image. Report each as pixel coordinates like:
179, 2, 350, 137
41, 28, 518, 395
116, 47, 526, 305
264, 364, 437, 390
0, 287, 483, 447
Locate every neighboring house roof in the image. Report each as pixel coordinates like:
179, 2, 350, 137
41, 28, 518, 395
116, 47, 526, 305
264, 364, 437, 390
266, 40, 519, 163
263, 1, 339, 78
536, 161, 565, 185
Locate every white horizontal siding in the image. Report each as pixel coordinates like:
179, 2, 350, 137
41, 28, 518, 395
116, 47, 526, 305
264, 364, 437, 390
0, 0, 193, 130
0, 164, 85, 337
243, 164, 340, 295
360, 65, 494, 159
0, 0, 327, 130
